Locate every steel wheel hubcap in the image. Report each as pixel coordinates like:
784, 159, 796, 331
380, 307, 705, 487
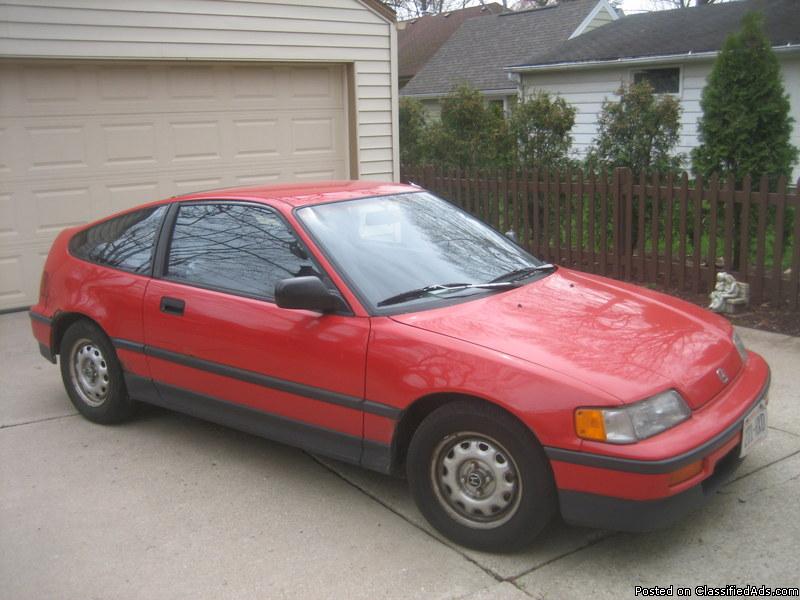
70, 339, 110, 407
431, 432, 521, 529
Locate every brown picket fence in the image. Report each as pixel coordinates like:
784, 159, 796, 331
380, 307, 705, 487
401, 165, 800, 309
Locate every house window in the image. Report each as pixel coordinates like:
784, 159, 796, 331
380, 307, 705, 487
487, 98, 507, 116
632, 67, 680, 94
488, 99, 504, 110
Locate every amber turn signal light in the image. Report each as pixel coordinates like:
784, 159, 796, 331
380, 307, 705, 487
575, 409, 606, 442
667, 460, 703, 486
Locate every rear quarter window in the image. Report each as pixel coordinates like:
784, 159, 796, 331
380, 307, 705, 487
69, 206, 167, 274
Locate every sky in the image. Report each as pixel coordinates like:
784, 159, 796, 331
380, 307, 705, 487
394, 1, 689, 20
617, 0, 678, 14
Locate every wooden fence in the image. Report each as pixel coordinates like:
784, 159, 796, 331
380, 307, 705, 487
401, 165, 800, 309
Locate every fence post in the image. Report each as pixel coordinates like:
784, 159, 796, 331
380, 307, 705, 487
692, 173, 703, 293
612, 167, 625, 279
772, 176, 786, 306
624, 167, 633, 281
754, 175, 769, 304
739, 174, 752, 283
706, 174, 719, 295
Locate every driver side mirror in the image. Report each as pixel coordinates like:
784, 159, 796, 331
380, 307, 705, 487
275, 276, 346, 313
505, 230, 518, 243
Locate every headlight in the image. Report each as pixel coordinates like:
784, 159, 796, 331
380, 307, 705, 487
575, 390, 691, 444
733, 332, 748, 363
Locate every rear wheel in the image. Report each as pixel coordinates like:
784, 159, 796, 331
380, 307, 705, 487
407, 401, 556, 552
60, 320, 135, 424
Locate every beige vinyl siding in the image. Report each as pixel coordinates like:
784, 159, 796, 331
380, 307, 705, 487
0, 0, 397, 181
522, 56, 800, 182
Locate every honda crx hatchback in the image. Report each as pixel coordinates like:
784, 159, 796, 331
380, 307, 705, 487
30, 181, 769, 552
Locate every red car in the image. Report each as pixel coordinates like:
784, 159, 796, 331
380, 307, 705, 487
30, 181, 769, 551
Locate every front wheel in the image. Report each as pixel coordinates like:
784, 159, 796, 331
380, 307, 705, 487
407, 401, 556, 552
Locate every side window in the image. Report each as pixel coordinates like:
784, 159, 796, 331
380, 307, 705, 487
632, 67, 680, 94
166, 203, 322, 299
70, 206, 167, 274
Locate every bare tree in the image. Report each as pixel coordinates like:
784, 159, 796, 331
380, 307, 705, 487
647, 0, 717, 8
509, 0, 553, 9
385, 0, 475, 18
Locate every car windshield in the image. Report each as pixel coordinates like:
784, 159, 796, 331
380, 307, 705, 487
296, 192, 548, 311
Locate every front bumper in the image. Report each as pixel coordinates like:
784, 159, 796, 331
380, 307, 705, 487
559, 440, 744, 531
547, 354, 770, 531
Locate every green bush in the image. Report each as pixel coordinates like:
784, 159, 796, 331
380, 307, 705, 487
586, 81, 683, 175
510, 91, 576, 169
692, 12, 798, 186
426, 84, 512, 169
399, 97, 429, 166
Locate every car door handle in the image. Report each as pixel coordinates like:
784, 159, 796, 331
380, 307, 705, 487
160, 296, 185, 316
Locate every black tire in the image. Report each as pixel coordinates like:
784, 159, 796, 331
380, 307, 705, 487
59, 320, 136, 424
407, 401, 556, 552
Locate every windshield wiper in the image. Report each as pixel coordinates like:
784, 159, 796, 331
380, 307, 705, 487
489, 264, 556, 284
377, 281, 518, 307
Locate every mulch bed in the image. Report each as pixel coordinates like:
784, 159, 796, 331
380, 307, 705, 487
660, 287, 800, 337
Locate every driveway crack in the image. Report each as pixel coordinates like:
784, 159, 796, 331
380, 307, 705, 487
768, 425, 800, 438
0, 413, 78, 430
505, 530, 618, 584
305, 452, 505, 584
722, 448, 800, 487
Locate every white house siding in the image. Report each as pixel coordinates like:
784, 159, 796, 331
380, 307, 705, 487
521, 54, 800, 182
419, 93, 514, 121
520, 66, 625, 158
580, 10, 614, 34
781, 54, 800, 183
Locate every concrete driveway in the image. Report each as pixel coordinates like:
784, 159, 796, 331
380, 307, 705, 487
1, 310, 799, 599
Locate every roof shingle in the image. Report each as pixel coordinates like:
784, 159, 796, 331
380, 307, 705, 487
402, 0, 602, 96
516, 0, 800, 68
398, 3, 504, 81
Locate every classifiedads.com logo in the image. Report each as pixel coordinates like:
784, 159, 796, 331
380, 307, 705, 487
634, 584, 800, 597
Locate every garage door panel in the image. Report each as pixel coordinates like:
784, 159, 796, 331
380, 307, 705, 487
0, 253, 27, 306
166, 65, 218, 100
292, 116, 336, 156
1, 63, 346, 118
97, 65, 152, 101
168, 120, 224, 164
233, 118, 280, 160
0, 192, 15, 240
0, 245, 50, 307
102, 122, 159, 168
234, 172, 282, 186
32, 186, 91, 234
105, 181, 160, 214
0, 128, 12, 176
293, 168, 339, 181
27, 124, 89, 174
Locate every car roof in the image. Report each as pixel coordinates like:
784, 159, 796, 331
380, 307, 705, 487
170, 180, 419, 208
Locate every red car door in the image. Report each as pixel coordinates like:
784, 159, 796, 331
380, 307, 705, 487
141, 201, 370, 464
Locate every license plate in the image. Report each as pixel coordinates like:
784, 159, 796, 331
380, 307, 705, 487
740, 399, 768, 457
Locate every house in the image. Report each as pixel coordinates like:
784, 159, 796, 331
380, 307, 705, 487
398, 3, 504, 89
506, 0, 800, 178
401, 0, 620, 116
0, 0, 399, 311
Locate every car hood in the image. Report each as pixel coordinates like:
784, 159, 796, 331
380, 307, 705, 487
390, 269, 740, 408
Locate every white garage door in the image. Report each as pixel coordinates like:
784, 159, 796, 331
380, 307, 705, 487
0, 61, 350, 310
